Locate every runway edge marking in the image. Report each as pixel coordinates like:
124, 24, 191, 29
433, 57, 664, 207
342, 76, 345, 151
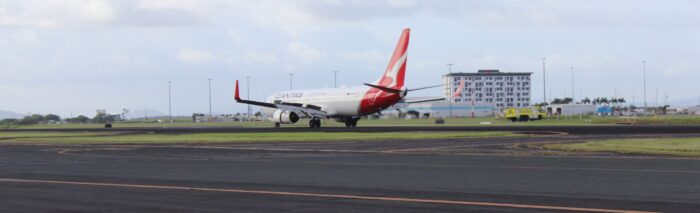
0, 177, 656, 213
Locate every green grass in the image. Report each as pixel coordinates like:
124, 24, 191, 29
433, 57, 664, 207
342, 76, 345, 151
0, 132, 118, 139
5, 115, 700, 130
544, 137, 700, 157
0, 131, 518, 144
0, 117, 600, 129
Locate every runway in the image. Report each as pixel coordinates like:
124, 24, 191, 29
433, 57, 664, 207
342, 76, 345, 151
6, 124, 700, 135
0, 135, 698, 212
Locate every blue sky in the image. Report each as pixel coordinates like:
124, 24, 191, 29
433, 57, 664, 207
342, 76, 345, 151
1, 0, 699, 117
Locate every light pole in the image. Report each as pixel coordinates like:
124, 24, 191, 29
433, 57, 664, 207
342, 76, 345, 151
333, 70, 338, 88
542, 58, 547, 104
168, 81, 172, 123
655, 87, 658, 109
208, 78, 212, 120
289, 73, 294, 90
446, 64, 453, 118
643, 60, 647, 111
571, 66, 576, 119
246, 76, 251, 121
571, 66, 575, 103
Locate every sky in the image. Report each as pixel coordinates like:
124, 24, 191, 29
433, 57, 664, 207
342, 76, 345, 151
1, 0, 699, 117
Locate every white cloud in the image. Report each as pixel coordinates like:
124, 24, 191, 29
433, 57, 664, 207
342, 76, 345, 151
339, 50, 385, 63
287, 42, 321, 64
5, 29, 38, 44
244, 50, 277, 64
385, 0, 417, 8
0, 0, 116, 28
177, 48, 215, 64
79, 0, 115, 23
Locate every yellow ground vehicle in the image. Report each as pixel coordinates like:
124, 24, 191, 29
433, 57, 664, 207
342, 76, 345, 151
505, 107, 547, 122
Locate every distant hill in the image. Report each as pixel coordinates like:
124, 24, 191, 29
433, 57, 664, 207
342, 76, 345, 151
0, 110, 25, 119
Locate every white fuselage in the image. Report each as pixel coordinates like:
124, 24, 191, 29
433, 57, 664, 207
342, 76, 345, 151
262, 86, 370, 118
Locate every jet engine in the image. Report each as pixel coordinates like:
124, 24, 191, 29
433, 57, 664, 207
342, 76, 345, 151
272, 110, 300, 124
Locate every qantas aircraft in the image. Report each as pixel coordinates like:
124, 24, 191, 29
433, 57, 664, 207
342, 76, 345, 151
234, 28, 443, 128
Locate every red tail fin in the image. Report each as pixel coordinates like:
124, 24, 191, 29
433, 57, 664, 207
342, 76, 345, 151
376, 28, 410, 89
453, 79, 465, 97
234, 80, 241, 101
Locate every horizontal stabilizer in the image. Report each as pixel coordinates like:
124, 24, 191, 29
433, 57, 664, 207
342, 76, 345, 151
364, 83, 403, 93
405, 98, 445, 104
408, 84, 443, 92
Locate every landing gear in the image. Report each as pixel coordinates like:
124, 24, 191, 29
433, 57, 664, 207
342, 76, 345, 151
274, 122, 281, 128
344, 117, 359, 127
309, 118, 321, 128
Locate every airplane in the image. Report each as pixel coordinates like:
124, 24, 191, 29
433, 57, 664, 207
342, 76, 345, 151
234, 28, 444, 128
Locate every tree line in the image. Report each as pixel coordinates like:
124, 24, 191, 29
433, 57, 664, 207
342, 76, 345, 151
536, 97, 628, 106
1, 111, 122, 125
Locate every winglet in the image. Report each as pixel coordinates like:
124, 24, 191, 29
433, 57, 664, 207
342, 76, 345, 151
234, 80, 241, 101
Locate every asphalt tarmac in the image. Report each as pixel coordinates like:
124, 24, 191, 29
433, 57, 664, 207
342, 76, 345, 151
0, 134, 699, 212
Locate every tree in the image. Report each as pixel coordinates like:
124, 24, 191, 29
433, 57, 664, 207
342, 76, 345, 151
92, 111, 119, 124
18, 114, 44, 125
660, 105, 670, 115
618, 98, 626, 105
192, 113, 205, 122
562, 97, 573, 104
581, 97, 591, 104
65, 115, 90, 123
0, 118, 18, 125
45, 114, 61, 122
76, 115, 90, 123
121, 109, 130, 121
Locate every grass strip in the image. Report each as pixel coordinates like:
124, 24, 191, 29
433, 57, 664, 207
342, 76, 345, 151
0, 131, 518, 144
544, 137, 700, 157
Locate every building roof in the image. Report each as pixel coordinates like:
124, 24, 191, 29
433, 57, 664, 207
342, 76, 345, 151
444, 69, 532, 77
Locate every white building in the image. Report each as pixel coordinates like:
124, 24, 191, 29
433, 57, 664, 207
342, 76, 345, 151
443, 70, 532, 109
383, 100, 495, 119
688, 106, 700, 115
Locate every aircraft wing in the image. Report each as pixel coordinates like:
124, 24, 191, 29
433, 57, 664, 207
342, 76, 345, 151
234, 80, 328, 118
276, 102, 328, 118
408, 84, 443, 92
